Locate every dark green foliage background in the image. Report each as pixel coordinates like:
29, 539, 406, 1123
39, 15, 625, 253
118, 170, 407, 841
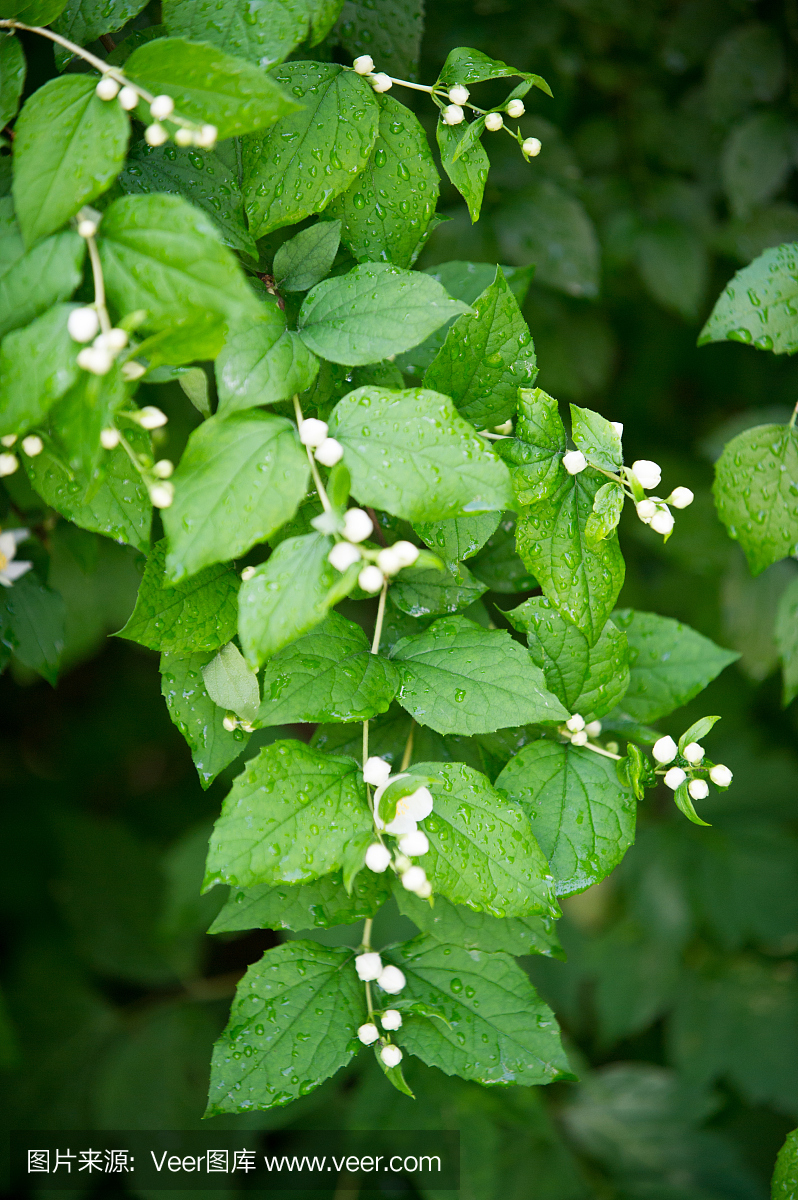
2, 0, 798, 1194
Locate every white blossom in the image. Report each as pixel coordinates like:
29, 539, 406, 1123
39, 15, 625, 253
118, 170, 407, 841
631, 459, 661, 490
683, 742, 704, 764
381, 1009, 402, 1030
448, 84, 469, 105
566, 713, 585, 732
377, 964, 406, 993
96, 76, 120, 101
353, 55, 375, 74
688, 778, 709, 800
585, 720, 602, 737
442, 104, 465, 125
709, 763, 733, 787
650, 507, 674, 536
357, 1022, 380, 1045
240, 566, 257, 581
149, 481, 174, 508
145, 123, 169, 146
652, 735, 678, 764
394, 786, 433, 822
380, 1044, 403, 1067
153, 459, 174, 478
355, 952, 383, 982
636, 498, 657, 522
365, 843, 392, 873
669, 486, 694, 509
150, 94, 175, 120
77, 218, 98, 238
562, 449, 587, 475
0, 453, 17, 477
506, 99, 525, 117
401, 866, 428, 894
314, 437, 344, 466
175, 129, 194, 147
364, 756, 392, 787
358, 565, 384, 593
100, 428, 120, 450
485, 112, 503, 131
222, 714, 238, 732
77, 345, 113, 375
299, 417, 328, 448
570, 730, 588, 746
376, 547, 402, 575
67, 307, 100, 344
0, 528, 32, 587
118, 85, 139, 110
343, 508, 373, 543
122, 361, 146, 381
611, 421, 624, 437
391, 541, 419, 567
522, 137, 542, 156
196, 124, 218, 148
21, 436, 43, 456
137, 406, 168, 429
371, 73, 392, 92
95, 327, 128, 352
399, 829, 429, 856
328, 542, 361, 572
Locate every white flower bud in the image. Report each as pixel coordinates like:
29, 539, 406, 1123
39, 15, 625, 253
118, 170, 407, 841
0, 453, 18, 476
240, 566, 257, 581
145, 123, 169, 146
96, 76, 120, 101
377, 964, 406, 993
376, 547, 402, 575
562, 449, 587, 475
195, 124, 218, 148
650, 507, 674, 536
485, 112, 503, 131
358, 565, 384, 593
709, 763, 733, 788
652, 735, 678, 764
314, 437, 344, 466
0, 434, 16, 446
506, 98, 525, 117
416, 879, 433, 898
153, 459, 173, 478
357, 1022, 379, 1045
669, 487, 694, 509
118, 85, 139, 110
77, 346, 113, 375
77, 218, 98, 238
566, 713, 585, 732
401, 865, 428, 893
683, 742, 704, 765
370, 73, 392, 92
631, 459, 661, 490
636, 498, 657, 522
381, 1009, 402, 1030
493, 419, 514, 435
150, 94, 174, 120
442, 104, 464, 125
328, 541, 361, 572
399, 829, 429, 857
222, 714, 238, 732
149, 481, 174, 508
365, 842, 392, 873
381, 1044, 403, 1068
391, 540, 419, 568
355, 952, 383, 982
522, 136, 542, 156
570, 730, 588, 746
364, 756, 392, 787
395, 786, 434, 822
688, 778, 709, 800
664, 766, 686, 790
299, 417, 329, 448
344, 508, 373, 543
585, 720, 602, 737
21, 435, 43, 457
353, 55, 375, 75
174, 128, 194, 147
122, 361, 147, 381
96, 327, 128, 352
448, 84, 469, 104
137, 406, 168, 429
100, 428, 120, 450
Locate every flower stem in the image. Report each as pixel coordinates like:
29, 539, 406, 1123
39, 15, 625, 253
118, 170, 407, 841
370, 580, 388, 654
81, 213, 111, 335
293, 394, 332, 513
400, 722, 415, 771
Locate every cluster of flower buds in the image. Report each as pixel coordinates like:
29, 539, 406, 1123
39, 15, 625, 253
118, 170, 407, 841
352, 55, 393, 93
355, 952, 406, 1065
362, 758, 433, 897
327, 507, 420, 594
297, 417, 344, 467
652, 733, 732, 800
68, 306, 131, 377
95, 75, 217, 149
102, 407, 174, 507
560, 712, 603, 747
627, 460, 693, 538
222, 712, 256, 734
0, 431, 45, 476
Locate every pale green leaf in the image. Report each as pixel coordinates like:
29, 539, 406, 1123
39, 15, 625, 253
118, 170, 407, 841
0, 304, 80, 437
216, 310, 320, 415
584, 482, 624, 547
699, 243, 798, 354
713, 423, 798, 574
437, 46, 550, 91
570, 404, 622, 472
468, 512, 538, 593
161, 648, 250, 788
210, 871, 389, 933
202, 642, 260, 722
273, 220, 341, 292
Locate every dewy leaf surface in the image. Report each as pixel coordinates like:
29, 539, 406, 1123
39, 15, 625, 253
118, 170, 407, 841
210, 871, 389, 933
206, 941, 364, 1113
436, 120, 490, 224
215, 309, 319, 415
257, 613, 400, 726
392, 615, 568, 735
0, 32, 26, 128
53, 0, 148, 61
385, 935, 573, 1085
395, 884, 563, 958
328, 387, 513, 521
390, 561, 487, 619
297, 265, 471, 365
612, 609, 739, 722
161, 648, 249, 788
0, 304, 80, 437
414, 513, 502, 569
117, 539, 239, 653
0, 230, 84, 341
242, 63, 379, 239
407, 760, 558, 919
273, 220, 341, 293
496, 741, 637, 896
164, 0, 311, 69
203, 739, 372, 889
698, 242, 798, 353
424, 267, 538, 428
336, 0, 424, 80
163, 410, 309, 581
713, 423, 798, 574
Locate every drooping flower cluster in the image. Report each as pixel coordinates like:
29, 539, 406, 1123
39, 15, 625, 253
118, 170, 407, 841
652, 733, 732, 799
362, 757, 433, 898
327, 507, 420, 594
355, 948, 407, 1067
95, 75, 216, 149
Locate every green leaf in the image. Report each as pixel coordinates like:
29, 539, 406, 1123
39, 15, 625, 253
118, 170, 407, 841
209, 871, 389, 933
506, 389, 625, 645
273, 220, 341, 292
423, 267, 537, 429
394, 885, 564, 958
242, 62, 379, 240
722, 112, 797, 220
677, 715, 721, 753
408, 760, 558, 918
216, 307, 319, 415
25, 427, 152, 552
163, 410, 308, 582
0, 32, 25, 128
773, 1129, 798, 1199
391, 615, 568, 736
673, 779, 711, 827
1, 0, 67, 18
238, 531, 358, 668
506, 597, 630, 721
0, 572, 65, 684
206, 941, 364, 1114
468, 512, 538, 593
584, 482, 624, 547
117, 539, 239, 653
12, 74, 129, 248
98, 193, 262, 365
635, 221, 709, 322
0, 230, 84, 342
202, 642, 260, 723
163, 0, 322, 69
119, 141, 257, 258
713, 424, 798, 574
385, 934, 572, 1086
497, 182, 600, 298
616, 742, 656, 801
48, 363, 125, 481
52, 0, 149, 62
437, 47, 550, 92
176, 367, 211, 416
326, 93, 439, 269
204, 739, 371, 889
495, 740, 637, 896
297, 263, 471, 366
161, 648, 250, 788
612, 609, 740, 723
389, 561, 487, 618
414, 513, 501, 570
257, 612, 400, 725
775, 575, 798, 705
436, 119, 490, 224
336, 0, 423, 79
698, 243, 798, 354
328, 386, 513, 521
570, 404, 622, 472
125, 37, 299, 139
0, 304, 80, 437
